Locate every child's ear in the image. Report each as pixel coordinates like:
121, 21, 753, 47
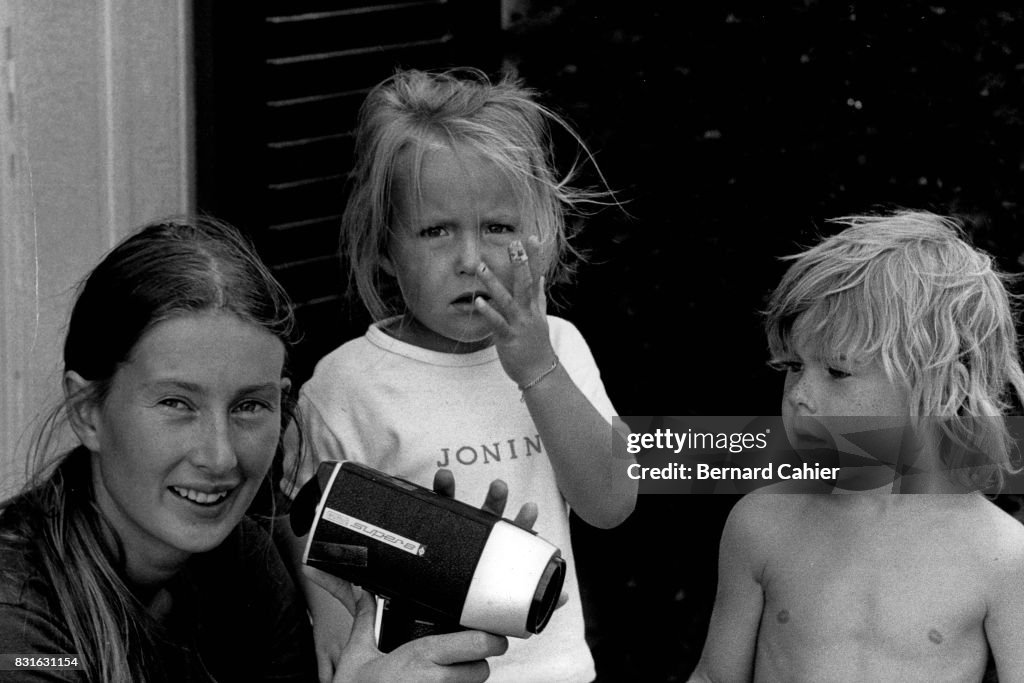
63, 371, 102, 453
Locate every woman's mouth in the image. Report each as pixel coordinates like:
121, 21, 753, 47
169, 486, 233, 506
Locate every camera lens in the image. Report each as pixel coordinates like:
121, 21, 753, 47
526, 554, 566, 633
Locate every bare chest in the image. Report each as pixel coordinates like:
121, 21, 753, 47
758, 512, 989, 667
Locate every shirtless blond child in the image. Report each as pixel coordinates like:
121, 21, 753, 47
690, 211, 1024, 682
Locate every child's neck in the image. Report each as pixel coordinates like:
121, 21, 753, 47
830, 471, 971, 495
829, 426, 974, 495
383, 314, 495, 354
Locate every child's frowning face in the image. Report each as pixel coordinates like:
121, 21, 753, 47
383, 142, 533, 353
777, 315, 914, 484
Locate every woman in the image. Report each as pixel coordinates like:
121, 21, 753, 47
0, 218, 506, 682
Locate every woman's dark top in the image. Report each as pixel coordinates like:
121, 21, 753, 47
0, 506, 317, 682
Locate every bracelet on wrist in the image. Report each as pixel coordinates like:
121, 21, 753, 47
518, 357, 559, 399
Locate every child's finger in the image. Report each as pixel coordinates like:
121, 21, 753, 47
524, 235, 544, 273
473, 294, 512, 336
480, 478, 509, 517
476, 263, 514, 321
512, 501, 538, 530
507, 239, 534, 306
432, 468, 456, 499
525, 236, 546, 303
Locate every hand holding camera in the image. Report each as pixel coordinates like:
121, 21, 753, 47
306, 565, 509, 683
292, 463, 567, 681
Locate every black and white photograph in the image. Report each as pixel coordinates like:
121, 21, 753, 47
2, 2, 1024, 681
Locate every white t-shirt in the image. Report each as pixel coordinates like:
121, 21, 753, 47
288, 316, 616, 682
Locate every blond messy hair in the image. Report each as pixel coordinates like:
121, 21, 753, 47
342, 67, 613, 320
765, 210, 1024, 489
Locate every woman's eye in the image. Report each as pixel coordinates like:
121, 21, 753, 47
158, 397, 191, 411
485, 223, 516, 234
419, 226, 447, 238
234, 400, 270, 415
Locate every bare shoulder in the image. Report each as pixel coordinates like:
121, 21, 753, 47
723, 494, 815, 553
730, 490, 815, 519
943, 495, 1024, 592
963, 498, 1024, 625
971, 496, 1024, 561
715, 495, 821, 588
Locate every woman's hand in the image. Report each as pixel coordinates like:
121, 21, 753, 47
309, 470, 556, 682
307, 567, 508, 683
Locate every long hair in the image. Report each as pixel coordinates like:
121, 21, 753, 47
342, 67, 614, 320
0, 217, 298, 683
765, 210, 1024, 490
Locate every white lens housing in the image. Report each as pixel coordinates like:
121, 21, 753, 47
459, 520, 564, 637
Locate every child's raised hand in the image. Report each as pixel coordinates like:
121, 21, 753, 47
473, 236, 557, 387
432, 468, 539, 530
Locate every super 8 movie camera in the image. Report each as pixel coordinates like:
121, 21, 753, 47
289, 461, 566, 650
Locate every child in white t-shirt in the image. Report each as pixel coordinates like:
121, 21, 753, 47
286, 67, 637, 683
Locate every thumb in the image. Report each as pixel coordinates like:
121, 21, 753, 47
303, 566, 359, 615
330, 590, 382, 683
346, 589, 380, 650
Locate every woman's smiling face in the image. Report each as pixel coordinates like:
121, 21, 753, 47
78, 311, 288, 577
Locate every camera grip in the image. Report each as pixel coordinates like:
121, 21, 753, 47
377, 598, 466, 653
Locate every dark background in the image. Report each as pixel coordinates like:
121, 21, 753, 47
197, 2, 1024, 680
507, 4, 1024, 680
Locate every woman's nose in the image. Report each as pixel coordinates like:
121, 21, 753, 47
191, 415, 237, 474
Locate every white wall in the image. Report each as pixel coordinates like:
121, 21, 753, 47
0, 0, 192, 498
